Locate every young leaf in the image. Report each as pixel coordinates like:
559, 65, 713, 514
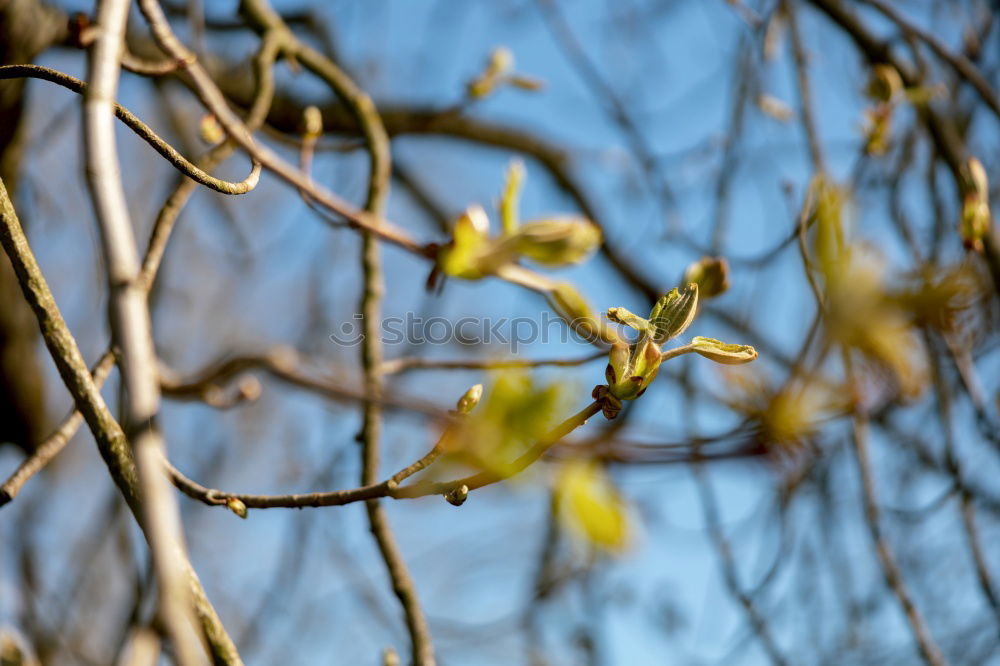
500, 160, 525, 235
690, 336, 758, 365
648, 283, 699, 343
513, 217, 602, 266
606, 306, 651, 334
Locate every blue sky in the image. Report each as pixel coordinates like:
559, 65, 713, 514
3, 1, 1000, 664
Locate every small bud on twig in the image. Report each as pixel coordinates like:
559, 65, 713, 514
445, 484, 469, 506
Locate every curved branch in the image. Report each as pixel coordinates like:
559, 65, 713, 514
0, 176, 242, 665
167, 400, 601, 508
0, 64, 261, 195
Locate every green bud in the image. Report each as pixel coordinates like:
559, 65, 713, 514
445, 484, 469, 506
605, 341, 630, 386
383, 648, 400, 666
689, 336, 758, 365
648, 283, 699, 343
489, 47, 514, 74
226, 497, 248, 519
549, 283, 594, 322
302, 105, 323, 139
467, 47, 514, 98
513, 217, 602, 267
199, 114, 224, 144
865, 64, 902, 104
608, 337, 662, 401
547, 282, 602, 342
683, 257, 730, 299
456, 384, 484, 414
591, 384, 623, 420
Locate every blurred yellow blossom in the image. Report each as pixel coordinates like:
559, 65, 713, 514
555, 460, 630, 553
446, 371, 572, 478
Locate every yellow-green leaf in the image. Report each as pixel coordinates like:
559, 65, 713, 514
500, 160, 525, 235
648, 283, 699, 343
690, 336, 758, 365
514, 217, 602, 267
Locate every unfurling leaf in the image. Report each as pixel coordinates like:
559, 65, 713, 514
500, 160, 525, 234
556, 460, 630, 552
648, 283, 699, 343
811, 176, 847, 275
513, 217, 602, 267
448, 371, 571, 478
606, 306, 651, 334
960, 157, 991, 253
690, 336, 758, 365
683, 256, 730, 299
439, 166, 603, 279
438, 206, 513, 279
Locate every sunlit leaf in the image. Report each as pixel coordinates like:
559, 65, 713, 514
606, 306, 651, 334
513, 217, 602, 267
500, 159, 525, 235
448, 371, 572, 478
960, 157, 991, 253
648, 283, 699, 344
689, 336, 757, 365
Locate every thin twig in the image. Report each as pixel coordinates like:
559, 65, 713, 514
0, 177, 242, 665
692, 462, 789, 665
381, 350, 605, 376
0, 35, 281, 503
0, 350, 115, 506
83, 3, 201, 662
927, 334, 1000, 632
158, 351, 449, 420
785, 0, 826, 173
133, 0, 430, 257
0, 65, 260, 195
166, 400, 602, 509
229, 1, 437, 661
858, 0, 1000, 121
843, 352, 945, 666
